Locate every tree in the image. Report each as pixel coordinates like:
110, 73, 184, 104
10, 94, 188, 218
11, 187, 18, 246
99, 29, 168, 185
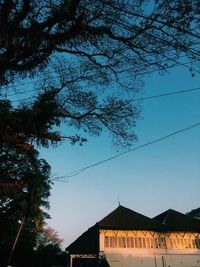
0, 0, 199, 149
186, 208, 200, 220
0, 0, 199, 223
36, 226, 63, 248
0, 1, 199, 263
0, 0, 199, 86
0, 143, 52, 266
34, 226, 63, 267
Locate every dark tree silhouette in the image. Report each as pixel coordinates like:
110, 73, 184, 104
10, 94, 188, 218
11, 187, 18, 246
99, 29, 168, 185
0, 1, 199, 264
0, 0, 199, 85
0, 0, 199, 206
1, 0, 199, 150
186, 208, 200, 220
0, 143, 52, 266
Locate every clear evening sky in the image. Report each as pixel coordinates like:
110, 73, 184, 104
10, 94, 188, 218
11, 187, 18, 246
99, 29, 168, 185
37, 63, 200, 249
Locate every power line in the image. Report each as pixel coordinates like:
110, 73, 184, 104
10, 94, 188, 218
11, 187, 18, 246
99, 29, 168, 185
10, 86, 200, 105
4, 57, 200, 103
100, 0, 200, 40
1, 1, 199, 97
52, 122, 200, 181
132, 87, 200, 102
7, 55, 200, 95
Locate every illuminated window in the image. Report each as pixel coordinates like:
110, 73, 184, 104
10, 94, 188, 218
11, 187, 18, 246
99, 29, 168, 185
131, 237, 134, 247
142, 238, 146, 248
173, 239, 177, 248
146, 237, 150, 248
150, 238, 154, 248
127, 237, 134, 248
180, 239, 184, 248
135, 238, 138, 248
105, 236, 109, 248
138, 238, 142, 248
155, 238, 159, 248
184, 239, 188, 248
192, 239, 196, 249
169, 239, 173, 249
110, 236, 117, 248
122, 237, 126, 247
160, 237, 166, 249
118, 237, 126, 248
118, 237, 122, 247
188, 239, 192, 249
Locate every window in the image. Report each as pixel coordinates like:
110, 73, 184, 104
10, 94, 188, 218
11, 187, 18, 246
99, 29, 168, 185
127, 237, 134, 248
184, 239, 188, 248
150, 238, 154, 248
169, 239, 173, 249
180, 239, 184, 248
110, 236, 117, 248
188, 239, 192, 249
131, 237, 134, 248
105, 236, 109, 248
135, 238, 138, 248
155, 238, 160, 248
160, 237, 166, 249
146, 237, 150, 248
118, 236, 126, 248
142, 238, 146, 248
122, 237, 126, 247
192, 239, 196, 249
138, 238, 142, 248
173, 239, 177, 248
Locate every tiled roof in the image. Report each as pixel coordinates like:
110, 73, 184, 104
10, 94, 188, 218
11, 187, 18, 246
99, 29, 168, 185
66, 225, 99, 254
97, 205, 164, 231
66, 205, 164, 253
153, 209, 200, 232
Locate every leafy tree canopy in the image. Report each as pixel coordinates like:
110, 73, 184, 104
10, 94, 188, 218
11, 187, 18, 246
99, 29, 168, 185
1, 0, 199, 150
0, 1, 199, 264
0, 0, 199, 85
0, 143, 52, 243
0, 0, 199, 220
36, 226, 63, 249
186, 208, 200, 220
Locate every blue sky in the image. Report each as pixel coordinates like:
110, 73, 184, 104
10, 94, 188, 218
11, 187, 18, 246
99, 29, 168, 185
37, 64, 200, 248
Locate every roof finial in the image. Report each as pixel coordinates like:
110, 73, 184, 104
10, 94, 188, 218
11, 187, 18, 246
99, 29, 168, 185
117, 196, 120, 206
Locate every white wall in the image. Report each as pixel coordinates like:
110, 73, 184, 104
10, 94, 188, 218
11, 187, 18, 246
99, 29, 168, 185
99, 230, 200, 267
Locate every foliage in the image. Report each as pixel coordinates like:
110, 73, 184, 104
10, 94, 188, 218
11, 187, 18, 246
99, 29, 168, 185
0, 1, 200, 264
33, 226, 64, 267
0, 0, 199, 150
0, 0, 199, 149
186, 208, 200, 220
99, 253, 110, 267
0, 142, 52, 266
0, 0, 199, 85
36, 226, 63, 248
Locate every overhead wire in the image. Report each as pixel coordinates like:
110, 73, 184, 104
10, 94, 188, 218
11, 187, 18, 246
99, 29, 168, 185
4, 56, 200, 103
1, 1, 199, 97
2, 6, 200, 97
3, 53, 197, 95
52, 122, 200, 181
0, 2, 198, 182
99, 0, 200, 40
131, 87, 200, 102
8, 83, 200, 105
1, 18, 200, 101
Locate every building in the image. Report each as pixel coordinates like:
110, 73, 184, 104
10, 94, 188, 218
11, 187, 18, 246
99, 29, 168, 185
66, 205, 200, 267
